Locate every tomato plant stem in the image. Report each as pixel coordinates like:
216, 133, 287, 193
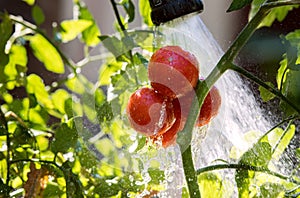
196, 163, 300, 185
181, 145, 201, 197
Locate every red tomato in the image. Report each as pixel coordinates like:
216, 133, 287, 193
148, 46, 199, 99
197, 85, 221, 127
126, 87, 175, 136
150, 98, 182, 147
175, 85, 221, 129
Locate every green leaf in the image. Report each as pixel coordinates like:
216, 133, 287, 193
259, 6, 297, 28
198, 172, 233, 197
277, 57, 288, 90
120, 0, 135, 23
51, 120, 79, 153
99, 35, 135, 62
139, 0, 153, 26
22, 0, 35, 6
3, 45, 28, 86
31, 5, 45, 25
286, 29, 300, 54
240, 142, 272, 167
235, 169, 253, 197
227, 0, 252, 12
280, 69, 300, 115
258, 82, 276, 102
0, 14, 13, 66
28, 34, 65, 74
296, 148, 300, 159
59, 19, 93, 42
77, 3, 101, 46
281, 36, 300, 71
257, 183, 285, 197
98, 60, 123, 86
43, 183, 64, 198
268, 125, 295, 160
96, 101, 113, 124
51, 89, 70, 114
26, 74, 53, 109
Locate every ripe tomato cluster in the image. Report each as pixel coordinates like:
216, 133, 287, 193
126, 46, 221, 147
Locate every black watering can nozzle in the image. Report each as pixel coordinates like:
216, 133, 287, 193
148, 0, 203, 26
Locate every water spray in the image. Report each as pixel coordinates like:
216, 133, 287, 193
148, 0, 203, 25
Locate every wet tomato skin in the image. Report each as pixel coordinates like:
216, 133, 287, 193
196, 85, 221, 127
175, 85, 221, 130
126, 87, 175, 137
148, 46, 199, 99
150, 98, 182, 147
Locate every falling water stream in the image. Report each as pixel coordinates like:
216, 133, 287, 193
78, 14, 282, 197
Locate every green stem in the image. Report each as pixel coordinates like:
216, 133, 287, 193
196, 163, 300, 185
228, 63, 300, 114
181, 146, 201, 197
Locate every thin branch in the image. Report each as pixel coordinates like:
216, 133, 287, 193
196, 163, 300, 185
110, 0, 127, 32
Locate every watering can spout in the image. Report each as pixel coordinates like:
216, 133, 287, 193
148, 0, 203, 26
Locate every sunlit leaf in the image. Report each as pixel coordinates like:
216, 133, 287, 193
29, 105, 49, 126
26, 74, 53, 109
51, 89, 70, 114
235, 169, 253, 197
227, 0, 252, 12
259, 6, 297, 28
28, 34, 64, 74
60, 19, 92, 42
0, 14, 13, 66
277, 57, 287, 90
199, 172, 234, 198
257, 183, 285, 197
3, 45, 27, 87
22, 0, 35, 5
98, 60, 123, 86
31, 5, 45, 25
77, 3, 101, 46
258, 82, 275, 102
65, 75, 86, 94
139, 0, 153, 26
240, 142, 272, 167
268, 125, 295, 160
